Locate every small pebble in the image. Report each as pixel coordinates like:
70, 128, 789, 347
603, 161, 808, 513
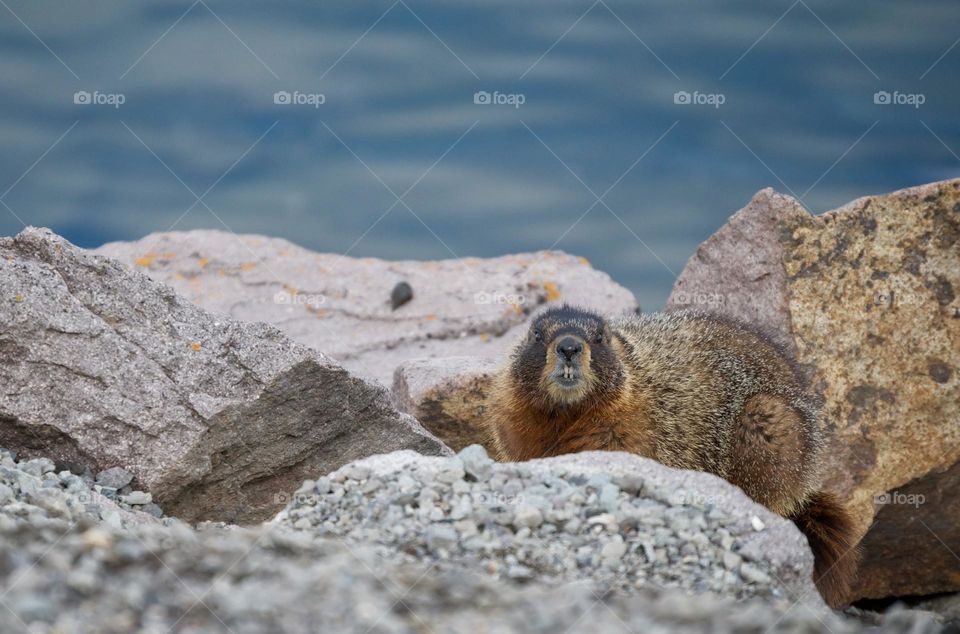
740, 563, 772, 585
512, 506, 543, 529
96, 467, 134, 490
426, 524, 459, 552
121, 491, 152, 505
458, 445, 494, 481
601, 538, 628, 563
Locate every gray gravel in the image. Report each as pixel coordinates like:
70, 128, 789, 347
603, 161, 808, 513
0, 449, 163, 530
0, 445, 947, 633
276, 444, 798, 602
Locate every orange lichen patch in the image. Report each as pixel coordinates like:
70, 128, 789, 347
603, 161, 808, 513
283, 285, 299, 296
424, 314, 437, 321
239, 262, 257, 271
174, 273, 186, 281
134, 252, 176, 267
197, 258, 210, 268
13, 293, 24, 302
543, 281, 561, 302
510, 303, 523, 315
480, 333, 491, 342
190, 342, 202, 352
578, 256, 590, 266
135, 253, 158, 267
306, 306, 328, 317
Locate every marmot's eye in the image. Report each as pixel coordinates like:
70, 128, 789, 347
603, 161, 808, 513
533, 329, 543, 342
594, 332, 604, 344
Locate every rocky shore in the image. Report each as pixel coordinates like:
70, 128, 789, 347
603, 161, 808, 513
1, 178, 957, 632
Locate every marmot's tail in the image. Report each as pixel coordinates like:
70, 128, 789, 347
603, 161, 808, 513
789, 491, 861, 608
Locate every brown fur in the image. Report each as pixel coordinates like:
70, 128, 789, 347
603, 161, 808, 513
487, 305, 860, 607
790, 492, 862, 606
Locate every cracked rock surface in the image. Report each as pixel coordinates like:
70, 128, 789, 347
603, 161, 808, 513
0, 228, 450, 524
96, 230, 638, 385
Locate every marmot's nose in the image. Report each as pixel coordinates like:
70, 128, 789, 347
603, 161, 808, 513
557, 338, 583, 362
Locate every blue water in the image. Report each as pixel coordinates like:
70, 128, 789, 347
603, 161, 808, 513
1, 1, 958, 309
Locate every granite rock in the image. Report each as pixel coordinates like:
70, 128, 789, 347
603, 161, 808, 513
667, 179, 960, 600
0, 228, 450, 524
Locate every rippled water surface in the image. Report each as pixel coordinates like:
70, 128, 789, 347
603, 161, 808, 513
1, 1, 958, 307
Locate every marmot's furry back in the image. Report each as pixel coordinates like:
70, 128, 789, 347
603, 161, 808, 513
487, 305, 860, 607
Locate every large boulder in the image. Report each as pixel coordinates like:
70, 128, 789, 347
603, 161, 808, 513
667, 178, 960, 601
0, 228, 450, 524
95, 231, 638, 385
392, 356, 500, 451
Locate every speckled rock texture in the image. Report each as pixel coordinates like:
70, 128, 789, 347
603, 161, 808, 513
95, 230, 638, 385
667, 179, 960, 601
392, 356, 500, 451
0, 228, 450, 524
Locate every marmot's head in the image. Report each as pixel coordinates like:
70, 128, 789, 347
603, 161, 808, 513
507, 305, 625, 410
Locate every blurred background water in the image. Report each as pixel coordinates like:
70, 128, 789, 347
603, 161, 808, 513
0, 0, 957, 308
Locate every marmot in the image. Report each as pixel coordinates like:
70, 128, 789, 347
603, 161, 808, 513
488, 305, 859, 608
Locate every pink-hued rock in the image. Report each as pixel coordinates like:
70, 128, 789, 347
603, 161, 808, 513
96, 231, 638, 385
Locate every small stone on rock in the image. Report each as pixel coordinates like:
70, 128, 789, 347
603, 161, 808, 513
390, 281, 414, 310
